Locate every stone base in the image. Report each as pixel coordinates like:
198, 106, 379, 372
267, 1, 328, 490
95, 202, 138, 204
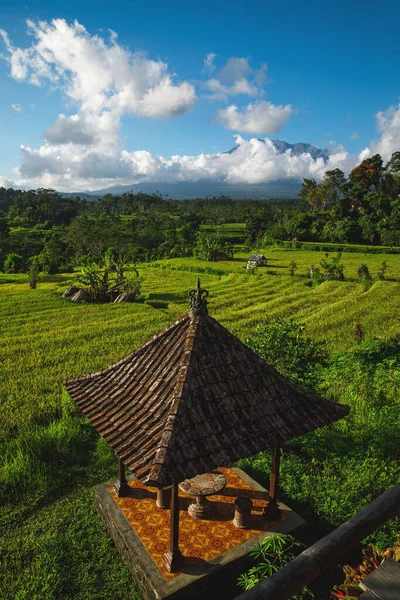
94, 467, 306, 600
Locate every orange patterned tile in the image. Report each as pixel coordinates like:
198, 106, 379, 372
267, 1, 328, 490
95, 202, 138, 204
108, 467, 286, 581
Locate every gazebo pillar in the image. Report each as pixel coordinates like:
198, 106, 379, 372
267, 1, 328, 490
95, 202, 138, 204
263, 444, 281, 518
114, 458, 130, 497
162, 482, 183, 573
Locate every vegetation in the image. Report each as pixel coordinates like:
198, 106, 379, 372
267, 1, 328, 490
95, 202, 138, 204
1, 162, 400, 598
237, 534, 313, 598
332, 536, 400, 599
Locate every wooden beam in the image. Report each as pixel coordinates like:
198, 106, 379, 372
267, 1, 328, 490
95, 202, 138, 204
114, 458, 130, 497
236, 484, 400, 600
263, 444, 281, 518
162, 482, 183, 573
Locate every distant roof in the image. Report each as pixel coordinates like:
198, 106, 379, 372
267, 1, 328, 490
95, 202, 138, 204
64, 280, 349, 488
248, 254, 266, 261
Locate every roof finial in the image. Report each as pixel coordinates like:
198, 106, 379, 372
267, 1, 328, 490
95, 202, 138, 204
189, 278, 209, 317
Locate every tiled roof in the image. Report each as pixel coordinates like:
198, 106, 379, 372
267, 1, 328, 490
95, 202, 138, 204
64, 281, 349, 488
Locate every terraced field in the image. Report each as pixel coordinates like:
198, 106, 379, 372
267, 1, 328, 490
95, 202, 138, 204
1, 250, 400, 439
1, 250, 399, 600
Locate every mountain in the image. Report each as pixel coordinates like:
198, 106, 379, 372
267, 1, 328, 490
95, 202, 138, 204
225, 139, 331, 161
64, 140, 330, 200
83, 178, 302, 200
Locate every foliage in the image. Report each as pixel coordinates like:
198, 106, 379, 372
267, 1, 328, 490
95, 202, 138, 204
247, 317, 327, 388
332, 536, 400, 599
27, 257, 40, 289
78, 263, 111, 302
238, 534, 313, 598
377, 260, 388, 280
288, 260, 297, 276
320, 252, 345, 280
4, 251, 25, 273
194, 232, 234, 261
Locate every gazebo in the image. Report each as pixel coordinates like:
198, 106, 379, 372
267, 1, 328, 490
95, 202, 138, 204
64, 279, 349, 574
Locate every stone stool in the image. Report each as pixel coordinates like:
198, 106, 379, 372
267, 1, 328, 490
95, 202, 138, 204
156, 486, 172, 509
233, 496, 253, 529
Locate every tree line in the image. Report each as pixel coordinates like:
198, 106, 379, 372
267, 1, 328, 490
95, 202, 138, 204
1, 150, 400, 274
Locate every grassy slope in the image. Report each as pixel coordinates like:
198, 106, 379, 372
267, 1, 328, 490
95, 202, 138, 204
1, 251, 400, 598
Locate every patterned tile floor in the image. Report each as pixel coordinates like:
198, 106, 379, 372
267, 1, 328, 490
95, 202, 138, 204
109, 467, 285, 580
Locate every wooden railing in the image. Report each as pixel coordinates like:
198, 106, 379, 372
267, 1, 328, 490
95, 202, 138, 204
235, 484, 400, 600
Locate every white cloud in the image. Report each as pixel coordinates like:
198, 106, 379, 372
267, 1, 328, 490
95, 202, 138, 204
203, 56, 267, 100
216, 101, 293, 134
203, 52, 216, 75
9, 103, 22, 112
370, 103, 400, 161
350, 132, 359, 140
0, 18, 196, 146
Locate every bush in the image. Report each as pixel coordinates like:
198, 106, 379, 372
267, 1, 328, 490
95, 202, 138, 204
4, 252, 25, 273
288, 261, 297, 276
238, 534, 313, 597
247, 317, 327, 388
357, 263, 373, 290
332, 537, 400, 599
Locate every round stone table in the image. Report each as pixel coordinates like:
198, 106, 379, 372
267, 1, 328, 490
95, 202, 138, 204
179, 471, 226, 519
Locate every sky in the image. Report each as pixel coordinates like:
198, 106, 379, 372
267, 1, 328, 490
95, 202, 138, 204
1, 0, 400, 192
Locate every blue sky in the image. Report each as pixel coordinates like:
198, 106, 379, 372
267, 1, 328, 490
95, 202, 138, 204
1, 0, 400, 191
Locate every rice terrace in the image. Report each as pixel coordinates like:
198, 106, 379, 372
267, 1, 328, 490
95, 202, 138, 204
1, 2, 400, 600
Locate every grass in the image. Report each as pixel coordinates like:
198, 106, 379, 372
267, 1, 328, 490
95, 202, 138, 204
1, 251, 399, 599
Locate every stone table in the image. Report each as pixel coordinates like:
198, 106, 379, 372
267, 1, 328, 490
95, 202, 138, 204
179, 471, 226, 519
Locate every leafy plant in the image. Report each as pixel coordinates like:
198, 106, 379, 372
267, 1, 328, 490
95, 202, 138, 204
377, 260, 388, 280
27, 257, 40, 289
247, 318, 327, 388
332, 536, 400, 599
238, 534, 313, 598
320, 252, 345, 280
4, 252, 24, 273
78, 263, 110, 302
288, 261, 298, 276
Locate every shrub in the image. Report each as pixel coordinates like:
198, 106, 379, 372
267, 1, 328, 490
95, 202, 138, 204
27, 257, 40, 289
320, 252, 345, 280
357, 263, 373, 290
238, 534, 313, 598
332, 537, 400, 599
4, 252, 25, 273
247, 318, 327, 388
377, 260, 388, 280
288, 261, 297, 276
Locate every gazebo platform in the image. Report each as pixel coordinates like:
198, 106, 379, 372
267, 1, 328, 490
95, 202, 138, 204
94, 467, 305, 600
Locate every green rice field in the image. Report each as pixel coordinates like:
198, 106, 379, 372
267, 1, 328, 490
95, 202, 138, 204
1, 249, 399, 599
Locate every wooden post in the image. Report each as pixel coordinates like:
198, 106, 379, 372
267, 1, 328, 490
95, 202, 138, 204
162, 482, 183, 573
114, 458, 130, 497
263, 444, 281, 518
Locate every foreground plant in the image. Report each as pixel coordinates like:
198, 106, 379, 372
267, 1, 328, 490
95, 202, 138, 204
332, 536, 400, 599
238, 534, 313, 598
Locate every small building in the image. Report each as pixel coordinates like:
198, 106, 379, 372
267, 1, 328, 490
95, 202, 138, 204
247, 254, 267, 269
